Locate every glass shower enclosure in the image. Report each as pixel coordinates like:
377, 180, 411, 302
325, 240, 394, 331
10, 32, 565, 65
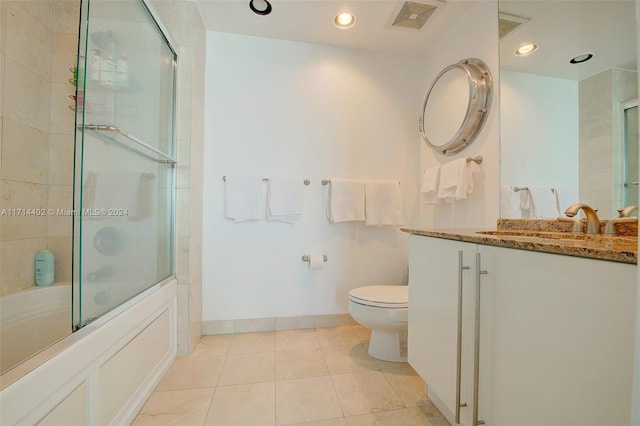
73, 0, 177, 329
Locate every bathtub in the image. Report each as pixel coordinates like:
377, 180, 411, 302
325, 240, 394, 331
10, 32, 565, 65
0, 284, 72, 374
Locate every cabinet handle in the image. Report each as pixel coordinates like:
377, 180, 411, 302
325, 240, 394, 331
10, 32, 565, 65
473, 253, 488, 426
456, 250, 470, 423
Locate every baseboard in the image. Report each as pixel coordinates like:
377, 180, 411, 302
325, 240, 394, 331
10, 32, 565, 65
202, 313, 357, 335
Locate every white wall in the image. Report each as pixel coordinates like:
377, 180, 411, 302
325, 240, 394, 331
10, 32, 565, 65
202, 32, 422, 321
418, 0, 501, 229
501, 71, 579, 189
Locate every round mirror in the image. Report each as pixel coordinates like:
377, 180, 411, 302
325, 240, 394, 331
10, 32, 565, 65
420, 58, 492, 155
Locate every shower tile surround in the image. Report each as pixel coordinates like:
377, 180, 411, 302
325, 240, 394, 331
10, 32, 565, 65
0, 0, 78, 296
133, 326, 448, 426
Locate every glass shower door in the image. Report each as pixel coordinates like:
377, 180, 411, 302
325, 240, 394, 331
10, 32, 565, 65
623, 103, 639, 208
73, 0, 176, 329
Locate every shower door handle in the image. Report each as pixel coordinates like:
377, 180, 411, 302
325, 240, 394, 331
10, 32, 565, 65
456, 250, 469, 424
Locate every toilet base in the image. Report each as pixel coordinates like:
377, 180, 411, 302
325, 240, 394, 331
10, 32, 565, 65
368, 329, 407, 362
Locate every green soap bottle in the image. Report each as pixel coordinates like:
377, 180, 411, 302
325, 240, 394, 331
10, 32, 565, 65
35, 250, 54, 286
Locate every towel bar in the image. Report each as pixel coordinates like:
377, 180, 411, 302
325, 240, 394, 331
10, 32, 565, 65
466, 156, 483, 164
321, 179, 401, 186
513, 186, 529, 192
301, 255, 328, 262
223, 176, 310, 185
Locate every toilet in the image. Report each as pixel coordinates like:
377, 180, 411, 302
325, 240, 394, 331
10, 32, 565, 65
348, 285, 409, 362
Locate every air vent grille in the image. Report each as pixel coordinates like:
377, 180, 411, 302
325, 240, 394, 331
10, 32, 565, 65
498, 12, 530, 39
392, 1, 438, 30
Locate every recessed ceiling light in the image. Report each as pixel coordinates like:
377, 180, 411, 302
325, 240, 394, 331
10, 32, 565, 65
334, 12, 356, 29
570, 52, 594, 64
515, 43, 538, 57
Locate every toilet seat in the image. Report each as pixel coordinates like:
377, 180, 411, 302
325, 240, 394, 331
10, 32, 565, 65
348, 285, 408, 309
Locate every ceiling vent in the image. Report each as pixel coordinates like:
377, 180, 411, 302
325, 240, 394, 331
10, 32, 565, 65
392, 1, 438, 30
498, 12, 530, 39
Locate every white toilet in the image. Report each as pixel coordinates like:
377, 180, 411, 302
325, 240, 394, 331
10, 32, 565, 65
348, 285, 409, 362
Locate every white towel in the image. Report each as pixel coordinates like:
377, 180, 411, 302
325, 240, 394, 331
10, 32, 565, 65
529, 187, 560, 218
554, 186, 579, 213
267, 177, 304, 224
328, 179, 365, 223
518, 188, 535, 218
421, 166, 441, 204
85, 171, 144, 217
500, 185, 517, 218
437, 158, 476, 202
224, 174, 262, 222
364, 180, 405, 226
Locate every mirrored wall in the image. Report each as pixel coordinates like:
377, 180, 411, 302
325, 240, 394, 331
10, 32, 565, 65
499, 0, 638, 220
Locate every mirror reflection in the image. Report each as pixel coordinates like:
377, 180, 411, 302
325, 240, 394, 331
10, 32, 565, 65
424, 67, 470, 148
499, 0, 637, 220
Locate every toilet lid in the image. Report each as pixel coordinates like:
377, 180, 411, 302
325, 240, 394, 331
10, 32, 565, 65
349, 285, 408, 308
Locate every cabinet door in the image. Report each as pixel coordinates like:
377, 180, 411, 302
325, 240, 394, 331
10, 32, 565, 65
480, 245, 636, 426
408, 235, 477, 425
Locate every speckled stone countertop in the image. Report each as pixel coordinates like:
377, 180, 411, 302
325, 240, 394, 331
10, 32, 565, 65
401, 219, 637, 264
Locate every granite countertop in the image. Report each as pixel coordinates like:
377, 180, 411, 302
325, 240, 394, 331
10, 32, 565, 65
401, 220, 637, 264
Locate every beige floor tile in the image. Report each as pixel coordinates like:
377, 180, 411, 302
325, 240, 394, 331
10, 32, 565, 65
352, 326, 371, 342
382, 365, 428, 407
344, 407, 449, 426
275, 376, 344, 425
218, 352, 275, 386
330, 371, 405, 416
276, 328, 320, 351
316, 326, 361, 347
321, 343, 379, 375
204, 382, 275, 426
132, 387, 214, 426
276, 348, 329, 381
193, 334, 233, 356
228, 331, 275, 354
287, 417, 347, 426
156, 355, 225, 391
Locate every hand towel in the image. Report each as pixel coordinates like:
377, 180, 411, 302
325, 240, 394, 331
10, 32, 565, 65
364, 180, 405, 226
437, 158, 476, 202
529, 187, 560, 218
328, 179, 366, 223
500, 185, 517, 218
554, 186, 579, 213
267, 177, 304, 224
421, 166, 442, 204
518, 188, 535, 218
224, 174, 263, 222
85, 171, 144, 218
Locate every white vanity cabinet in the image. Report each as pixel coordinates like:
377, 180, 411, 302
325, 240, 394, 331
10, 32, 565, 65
408, 234, 637, 426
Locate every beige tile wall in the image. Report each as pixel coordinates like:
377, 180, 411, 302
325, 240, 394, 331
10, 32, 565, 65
0, 0, 77, 296
152, 0, 205, 356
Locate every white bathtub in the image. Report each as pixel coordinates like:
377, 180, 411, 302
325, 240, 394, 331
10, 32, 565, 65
0, 284, 72, 374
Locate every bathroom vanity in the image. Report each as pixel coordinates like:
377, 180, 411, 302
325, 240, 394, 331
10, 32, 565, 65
404, 227, 637, 426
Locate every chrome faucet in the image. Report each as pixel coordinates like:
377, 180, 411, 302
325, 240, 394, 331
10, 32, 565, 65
564, 204, 600, 234
617, 205, 638, 218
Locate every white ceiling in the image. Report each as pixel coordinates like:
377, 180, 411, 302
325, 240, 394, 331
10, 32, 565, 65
195, 0, 638, 81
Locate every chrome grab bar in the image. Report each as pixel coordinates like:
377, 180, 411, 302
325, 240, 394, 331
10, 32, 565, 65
78, 124, 177, 165
456, 250, 469, 423
473, 253, 487, 426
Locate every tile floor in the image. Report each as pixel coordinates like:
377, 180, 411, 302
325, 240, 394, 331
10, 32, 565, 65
133, 325, 450, 426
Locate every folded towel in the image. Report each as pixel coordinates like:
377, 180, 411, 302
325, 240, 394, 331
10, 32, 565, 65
267, 177, 304, 224
328, 179, 366, 223
500, 185, 517, 218
421, 166, 442, 204
224, 174, 263, 222
554, 186, 579, 213
364, 180, 405, 226
529, 187, 560, 218
85, 171, 147, 218
437, 158, 476, 202
518, 188, 535, 218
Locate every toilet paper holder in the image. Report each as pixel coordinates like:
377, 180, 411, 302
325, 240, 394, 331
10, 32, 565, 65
301, 254, 328, 263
